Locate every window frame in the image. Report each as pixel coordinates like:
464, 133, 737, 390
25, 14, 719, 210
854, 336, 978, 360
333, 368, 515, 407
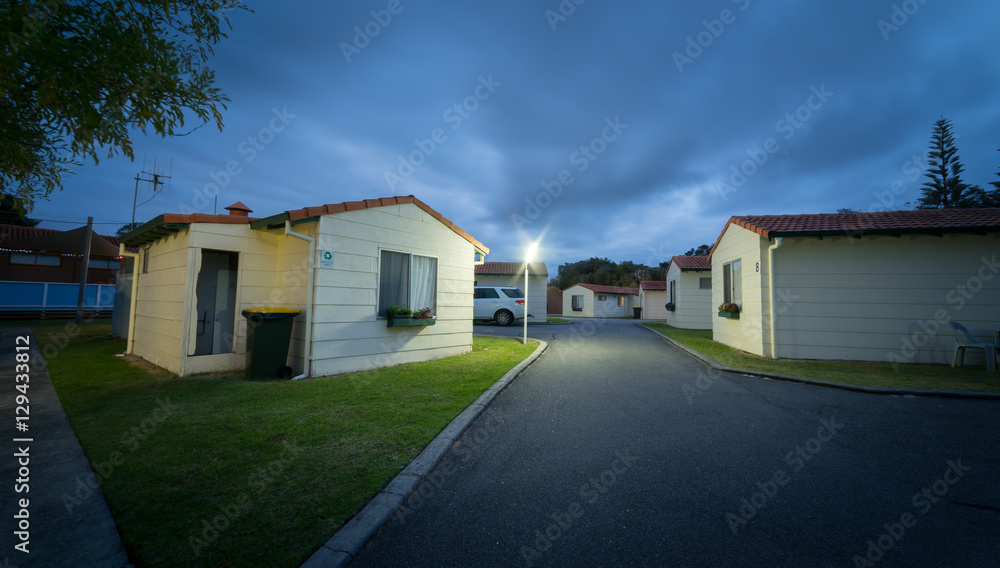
723, 259, 742, 306
617, 296, 625, 307
669, 279, 677, 305
571, 294, 583, 311
9, 252, 61, 267
377, 249, 439, 318
699, 276, 712, 290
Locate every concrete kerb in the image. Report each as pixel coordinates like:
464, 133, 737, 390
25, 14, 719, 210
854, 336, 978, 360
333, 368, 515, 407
639, 324, 1000, 401
299, 338, 548, 568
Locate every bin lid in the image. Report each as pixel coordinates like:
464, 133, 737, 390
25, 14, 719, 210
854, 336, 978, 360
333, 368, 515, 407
243, 307, 301, 314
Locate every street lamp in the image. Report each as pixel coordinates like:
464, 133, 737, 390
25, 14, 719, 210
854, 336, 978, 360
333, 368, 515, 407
523, 241, 538, 345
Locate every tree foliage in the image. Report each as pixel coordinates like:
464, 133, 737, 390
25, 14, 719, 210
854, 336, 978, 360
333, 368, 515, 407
550, 257, 668, 289
683, 244, 712, 256
917, 118, 976, 209
0, 193, 40, 226
0, 0, 248, 212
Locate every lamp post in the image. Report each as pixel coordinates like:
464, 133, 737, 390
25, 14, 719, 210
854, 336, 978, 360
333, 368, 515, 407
523, 241, 538, 345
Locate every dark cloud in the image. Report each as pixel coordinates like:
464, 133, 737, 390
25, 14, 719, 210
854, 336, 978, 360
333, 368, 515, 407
33, 0, 1000, 271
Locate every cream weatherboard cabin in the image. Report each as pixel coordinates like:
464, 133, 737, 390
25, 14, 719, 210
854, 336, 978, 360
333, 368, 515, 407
708, 209, 1000, 366
664, 255, 712, 330
474, 261, 548, 322
121, 197, 489, 377
639, 280, 667, 320
562, 283, 639, 318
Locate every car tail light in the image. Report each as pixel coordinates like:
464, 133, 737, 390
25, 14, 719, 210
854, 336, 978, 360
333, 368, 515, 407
516, 300, 525, 304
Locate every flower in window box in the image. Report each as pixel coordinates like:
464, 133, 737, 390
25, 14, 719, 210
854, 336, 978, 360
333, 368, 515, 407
665, 302, 676, 312
718, 302, 740, 313
387, 306, 412, 317
414, 307, 433, 319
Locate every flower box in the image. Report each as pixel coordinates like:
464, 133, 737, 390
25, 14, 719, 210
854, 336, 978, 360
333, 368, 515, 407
718, 311, 740, 319
665, 304, 676, 312
387, 315, 436, 328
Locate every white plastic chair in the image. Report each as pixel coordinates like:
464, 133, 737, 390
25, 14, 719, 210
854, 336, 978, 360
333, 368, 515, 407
949, 322, 999, 373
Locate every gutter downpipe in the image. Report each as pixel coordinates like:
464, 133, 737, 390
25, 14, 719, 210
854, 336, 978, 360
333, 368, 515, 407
285, 220, 316, 380
767, 237, 783, 359
118, 243, 141, 353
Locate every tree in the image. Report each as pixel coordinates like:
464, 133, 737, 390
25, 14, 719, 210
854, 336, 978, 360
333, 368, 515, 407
684, 244, 712, 256
1, 0, 249, 213
917, 118, 975, 209
0, 193, 39, 226
116, 222, 142, 237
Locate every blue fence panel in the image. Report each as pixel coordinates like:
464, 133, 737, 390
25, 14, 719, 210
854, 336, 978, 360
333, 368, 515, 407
0, 281, 117, 311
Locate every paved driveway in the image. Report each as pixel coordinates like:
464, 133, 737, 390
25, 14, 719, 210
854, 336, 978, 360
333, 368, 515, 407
350, 318, 1000, 567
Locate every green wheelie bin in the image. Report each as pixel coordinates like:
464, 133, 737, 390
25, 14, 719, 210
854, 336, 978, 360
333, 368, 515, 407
241, 307, 301, 379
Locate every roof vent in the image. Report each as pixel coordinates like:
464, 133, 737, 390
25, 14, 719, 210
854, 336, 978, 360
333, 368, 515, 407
224, 201, 253, 217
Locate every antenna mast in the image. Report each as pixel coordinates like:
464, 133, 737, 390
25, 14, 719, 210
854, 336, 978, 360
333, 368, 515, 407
131, 157, 173, 227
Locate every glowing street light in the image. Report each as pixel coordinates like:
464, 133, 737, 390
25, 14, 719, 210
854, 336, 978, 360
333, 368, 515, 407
524, 241, 538, 345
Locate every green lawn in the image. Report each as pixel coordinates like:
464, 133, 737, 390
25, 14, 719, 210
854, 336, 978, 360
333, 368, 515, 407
2, 319, 536, 568
643, 323, 1000, 393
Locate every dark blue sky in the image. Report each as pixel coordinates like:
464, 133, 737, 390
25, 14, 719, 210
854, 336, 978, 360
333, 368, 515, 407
31, 0, 1000, 271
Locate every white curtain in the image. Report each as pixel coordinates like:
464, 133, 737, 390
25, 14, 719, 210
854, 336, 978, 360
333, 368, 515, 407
378, 251, 409, 317
410, 255, 437, 314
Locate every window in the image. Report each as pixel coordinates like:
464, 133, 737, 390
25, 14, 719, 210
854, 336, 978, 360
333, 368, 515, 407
142, 248, 150, 274
475, 288, 500, 299
617, 296, 625, 307
723, 259, 742, 305
669, 279, 676, 304
571, 295, 583, 311
699, 277, 712, 290
378, 251, 437, 317
501, 288, 524, 298
10, 252, 60, 266
597, 294, 607, 301
89, 258, 122, 270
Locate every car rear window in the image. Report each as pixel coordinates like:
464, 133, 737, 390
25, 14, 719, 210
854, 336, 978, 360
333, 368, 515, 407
475, 288, 500, 299
501, 288, 524, 298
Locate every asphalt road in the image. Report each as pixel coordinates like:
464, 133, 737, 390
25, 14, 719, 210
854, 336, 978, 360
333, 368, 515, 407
349, 318, 1000, 567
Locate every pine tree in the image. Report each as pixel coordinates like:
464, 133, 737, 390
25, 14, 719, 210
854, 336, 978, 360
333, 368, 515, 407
917, 118, 975, 209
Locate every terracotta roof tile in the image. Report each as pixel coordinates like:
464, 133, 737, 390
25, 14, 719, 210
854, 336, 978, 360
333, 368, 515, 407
475, 262, 548, 276
670, 255, 711, 270
709, 208, 1000, 260
140, 195, 489, 254
640, 280, 667, 290
571, 283, 639, 295
0, 223, 120, 247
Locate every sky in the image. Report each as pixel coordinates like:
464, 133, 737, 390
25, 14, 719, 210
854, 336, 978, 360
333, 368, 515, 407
29, 0, 1000, 274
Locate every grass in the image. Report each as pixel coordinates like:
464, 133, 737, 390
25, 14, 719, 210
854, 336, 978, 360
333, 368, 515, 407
643, 323, 1000, 393
535, 317, 569, 324
1, 319, 537, 568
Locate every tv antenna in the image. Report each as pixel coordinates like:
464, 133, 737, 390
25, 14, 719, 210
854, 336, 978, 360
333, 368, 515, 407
131, 156, 173, 227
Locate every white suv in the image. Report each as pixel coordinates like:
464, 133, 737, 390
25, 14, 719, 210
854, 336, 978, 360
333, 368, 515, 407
473, 286, 526, 325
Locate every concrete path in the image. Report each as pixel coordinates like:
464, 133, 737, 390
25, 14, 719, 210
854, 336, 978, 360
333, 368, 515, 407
0, 328, 131, 568
349, 318, 1000, 567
